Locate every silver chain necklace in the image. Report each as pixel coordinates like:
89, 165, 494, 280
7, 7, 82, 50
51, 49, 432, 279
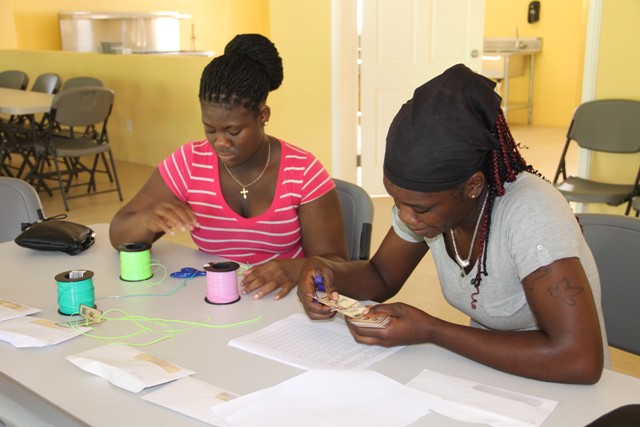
450, 193, 488, 273
222, 141, 271, 200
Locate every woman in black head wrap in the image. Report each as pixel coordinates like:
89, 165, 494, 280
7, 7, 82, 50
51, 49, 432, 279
297, 64, 607, 384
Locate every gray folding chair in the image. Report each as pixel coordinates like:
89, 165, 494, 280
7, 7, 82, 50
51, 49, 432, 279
57, 76, 104, 136
334, 179, 374, 260
632, 196, 640, 217
553, 99, 640, 215
60, 76, 103, 91
30, 73, 62, 130
33, 86, 123, 211
577, 213, 640, 355
58, 76, 111, 176
0, 177, 44, 243
31, 73, 62, 94
0, 70, 29, 90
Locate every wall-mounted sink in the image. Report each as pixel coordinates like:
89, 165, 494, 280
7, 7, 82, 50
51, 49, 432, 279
481, 37, 542, 79
480, 37, 542, 124
483, 37, 543, 54
482, 55, 525, 79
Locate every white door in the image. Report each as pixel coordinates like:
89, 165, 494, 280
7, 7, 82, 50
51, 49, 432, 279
359, 0, 485, 195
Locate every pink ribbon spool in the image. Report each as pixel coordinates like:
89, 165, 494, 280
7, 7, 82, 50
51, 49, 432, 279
204, 261, 240, 305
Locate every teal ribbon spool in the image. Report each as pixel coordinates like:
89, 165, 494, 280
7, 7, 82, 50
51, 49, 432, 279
119, 242, 153, 282
55, 270, 96, 316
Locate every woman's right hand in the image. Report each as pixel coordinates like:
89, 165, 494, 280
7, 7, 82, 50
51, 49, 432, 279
297, 257, 339, 320
110, 169, 199, 249
144, 200, 199, 236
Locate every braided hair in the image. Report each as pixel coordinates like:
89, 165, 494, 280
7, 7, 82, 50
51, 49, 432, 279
469, 109, 536, 308
199, 34, 283, 114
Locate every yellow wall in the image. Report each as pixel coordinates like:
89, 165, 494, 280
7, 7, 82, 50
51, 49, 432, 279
484, 0, 587, 126
590, 0, 640, 215
0, 0, 17, 49
267, 0, 332, 157
596, 0, 640, 100
0, 0, 335, 172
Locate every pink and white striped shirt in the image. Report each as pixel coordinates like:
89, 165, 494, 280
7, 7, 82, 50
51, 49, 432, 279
158, 138, 335, 265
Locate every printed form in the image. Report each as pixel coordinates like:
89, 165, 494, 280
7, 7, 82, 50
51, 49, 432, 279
229, 313, 402, 370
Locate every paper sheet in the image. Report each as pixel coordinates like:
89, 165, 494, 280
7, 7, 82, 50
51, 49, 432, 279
0, 315, 88, 347
142, 376, 238, 426
228, 313, 402, 370
0, 298, 41, 321
406, 369, 558, 427
66, 343, 195, 393
211, 369, 442, 427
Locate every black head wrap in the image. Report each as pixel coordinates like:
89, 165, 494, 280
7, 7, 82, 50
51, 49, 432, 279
383, 64, 502, 192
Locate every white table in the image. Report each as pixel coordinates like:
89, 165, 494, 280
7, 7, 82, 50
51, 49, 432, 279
1, 224, 639, 427
0, 87, 53, 115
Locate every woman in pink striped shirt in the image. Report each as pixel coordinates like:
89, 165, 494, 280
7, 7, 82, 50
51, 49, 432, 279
110, 34, 348, 300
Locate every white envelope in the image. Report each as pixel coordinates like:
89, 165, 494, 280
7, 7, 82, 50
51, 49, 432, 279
212, 369, 442, 427
66, 343, 195, 393
142, 376, 238, 426
0, 316, 88, 347
406, 369, 558, 427
0, 298, 41, 321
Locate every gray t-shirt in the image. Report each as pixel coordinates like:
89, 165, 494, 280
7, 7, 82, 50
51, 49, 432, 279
392, 173, 609, 362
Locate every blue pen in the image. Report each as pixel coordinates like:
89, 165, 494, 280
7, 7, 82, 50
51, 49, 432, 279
313, 273, 325, 292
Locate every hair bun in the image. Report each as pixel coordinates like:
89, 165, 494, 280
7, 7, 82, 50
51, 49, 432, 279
225, 34, 283, 91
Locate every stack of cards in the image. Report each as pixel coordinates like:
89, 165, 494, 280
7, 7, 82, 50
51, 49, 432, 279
310, 291, 390, 328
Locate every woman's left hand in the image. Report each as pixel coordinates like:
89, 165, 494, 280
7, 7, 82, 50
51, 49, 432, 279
347, 302, 432, 347
240, 260, 295, 300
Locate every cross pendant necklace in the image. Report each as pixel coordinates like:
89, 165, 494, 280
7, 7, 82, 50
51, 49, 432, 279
222, 140, 271, 200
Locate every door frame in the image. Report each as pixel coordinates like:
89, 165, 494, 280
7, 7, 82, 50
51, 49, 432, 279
579, 0, 602, 174
331, 0, 359, 183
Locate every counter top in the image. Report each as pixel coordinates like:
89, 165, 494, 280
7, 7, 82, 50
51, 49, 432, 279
483, 37, 543, 55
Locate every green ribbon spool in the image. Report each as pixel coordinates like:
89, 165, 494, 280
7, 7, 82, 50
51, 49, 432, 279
119, 242, 153, 282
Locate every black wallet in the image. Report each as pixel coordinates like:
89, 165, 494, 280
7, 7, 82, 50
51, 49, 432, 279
15, 214, 96, 255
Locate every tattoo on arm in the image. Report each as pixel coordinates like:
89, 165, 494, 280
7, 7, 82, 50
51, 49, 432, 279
525, 266, 552, 292
547, 279, 584, 306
